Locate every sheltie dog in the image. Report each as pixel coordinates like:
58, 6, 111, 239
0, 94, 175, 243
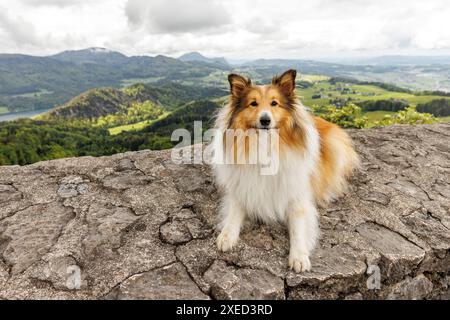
212, 69, 359, 273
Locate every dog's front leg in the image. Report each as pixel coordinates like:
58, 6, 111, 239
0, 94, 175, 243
217, 194, 245, 252
287, 199, 319, 272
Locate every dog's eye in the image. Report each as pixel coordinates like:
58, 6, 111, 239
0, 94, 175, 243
250, 101, 258, 107
271, 101, 278, 107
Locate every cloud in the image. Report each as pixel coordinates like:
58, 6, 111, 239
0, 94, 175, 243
125, 0, 231, 33
18, 0, 91, 7
0, 7, 39, 46
1, 0, 450, 58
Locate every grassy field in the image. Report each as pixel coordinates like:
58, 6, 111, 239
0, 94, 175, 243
111, 79, 449, 134
10, 89, 53, 98
364, 110, 395, 122
297, 81, 450, 108
120, 77, 163, 87
437, 116, 450, 123
177, 72, 330, 89
300, 74, 330, 82
0, 106, 8, 114
108, 112, 170, 135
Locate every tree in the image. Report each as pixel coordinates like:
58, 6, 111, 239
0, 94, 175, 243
313, 103, 368, 128
375, 106, 436, 126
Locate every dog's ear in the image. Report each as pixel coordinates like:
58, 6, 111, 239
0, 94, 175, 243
272, 69, 297, 96
228, 74, 251, 98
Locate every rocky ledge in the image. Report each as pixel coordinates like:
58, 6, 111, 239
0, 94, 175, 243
0, 123, 449, 300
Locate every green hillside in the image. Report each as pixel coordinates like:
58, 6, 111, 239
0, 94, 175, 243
297, 80, 450, 108
39, 83, 226, 123
143, 100, 220, 137
0, 100, 221, 166
295, 78, 450, 125
40, 87, 132, 120
0, 49, 228, 113
1, 75, 449, 166
2, 47, 450, 115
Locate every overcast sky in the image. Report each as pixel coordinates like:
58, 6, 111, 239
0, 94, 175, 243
0, 0, 449, 59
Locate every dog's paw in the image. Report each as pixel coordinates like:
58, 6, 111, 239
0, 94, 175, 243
289, 253, 311, 273
216, 230, 239, 252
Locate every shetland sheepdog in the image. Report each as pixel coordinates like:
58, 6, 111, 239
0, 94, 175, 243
212, 69, 359, 273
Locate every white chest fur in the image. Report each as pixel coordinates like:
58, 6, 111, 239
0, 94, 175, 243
214, 147, 318, 223
212, 107, 321, 224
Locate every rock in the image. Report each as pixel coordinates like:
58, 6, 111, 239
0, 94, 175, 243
0, 184, 22, 203
0, 123, 449, 299
160, 220, 192, 245
204, 260, 285, 300
344, 293, 364, 300
116, 158, 136, 171
0, 202, 75, 275
58, 175, 89, 198
356, 222, 425, 282
31, 256, 87, 291
387, 274, 434, 300
102, 171, 152, 190
402, 211, 450, 255
387, 180, 430, 201
106, 263, 209, 300
83, 204, 139, 256
287, 244, 367, 299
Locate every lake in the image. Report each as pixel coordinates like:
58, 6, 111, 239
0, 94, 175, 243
0, 108, 53, 122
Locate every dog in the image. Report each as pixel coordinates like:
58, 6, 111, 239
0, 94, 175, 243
211, 69, 359, 273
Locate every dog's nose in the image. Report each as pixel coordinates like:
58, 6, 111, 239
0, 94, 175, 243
259, 114, 271, 127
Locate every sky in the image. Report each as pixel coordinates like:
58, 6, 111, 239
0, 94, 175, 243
0, 0, 450, 59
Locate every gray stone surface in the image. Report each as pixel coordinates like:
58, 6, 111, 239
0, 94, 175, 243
386, 274, 434, 300
0, 123, 449, 300
204, 260, 285, 300
106, 263, 209, 300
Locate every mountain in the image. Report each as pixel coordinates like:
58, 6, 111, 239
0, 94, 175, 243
0, 49, 223, 113
50, 47, 129, 65
143, 100, 221, 137
178, 52, 229, 68
2, 48, 450, 116
41, 83, 227, 120
41, 87, 132, 119
343, 55, 450, 66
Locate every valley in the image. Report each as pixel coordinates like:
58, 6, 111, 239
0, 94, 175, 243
1, 48, 450, 115
0, 48, 449, 166
0, 107, 53, 122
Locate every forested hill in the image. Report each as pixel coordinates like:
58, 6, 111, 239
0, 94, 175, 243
0, 100, 222, 166
1, 72, 449, 166
0, 48, 230, 113
2, 47, 450, 114
40, 83, 226, 120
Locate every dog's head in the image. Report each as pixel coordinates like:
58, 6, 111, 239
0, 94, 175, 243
226, 69, 298, 131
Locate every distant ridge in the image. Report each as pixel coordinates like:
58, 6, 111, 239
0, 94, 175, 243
0, 48, 221, 113
50, 47, 129, 65
178, 51, 229, 67
318, 55, 450, 66
1, 47, 450, 114
361, 55, 450, 66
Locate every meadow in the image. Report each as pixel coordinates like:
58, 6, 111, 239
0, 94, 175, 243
296, 79, 450, 125
108, 112, 170, 135
297, 81, 450, 107
1, 75, 448, 166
